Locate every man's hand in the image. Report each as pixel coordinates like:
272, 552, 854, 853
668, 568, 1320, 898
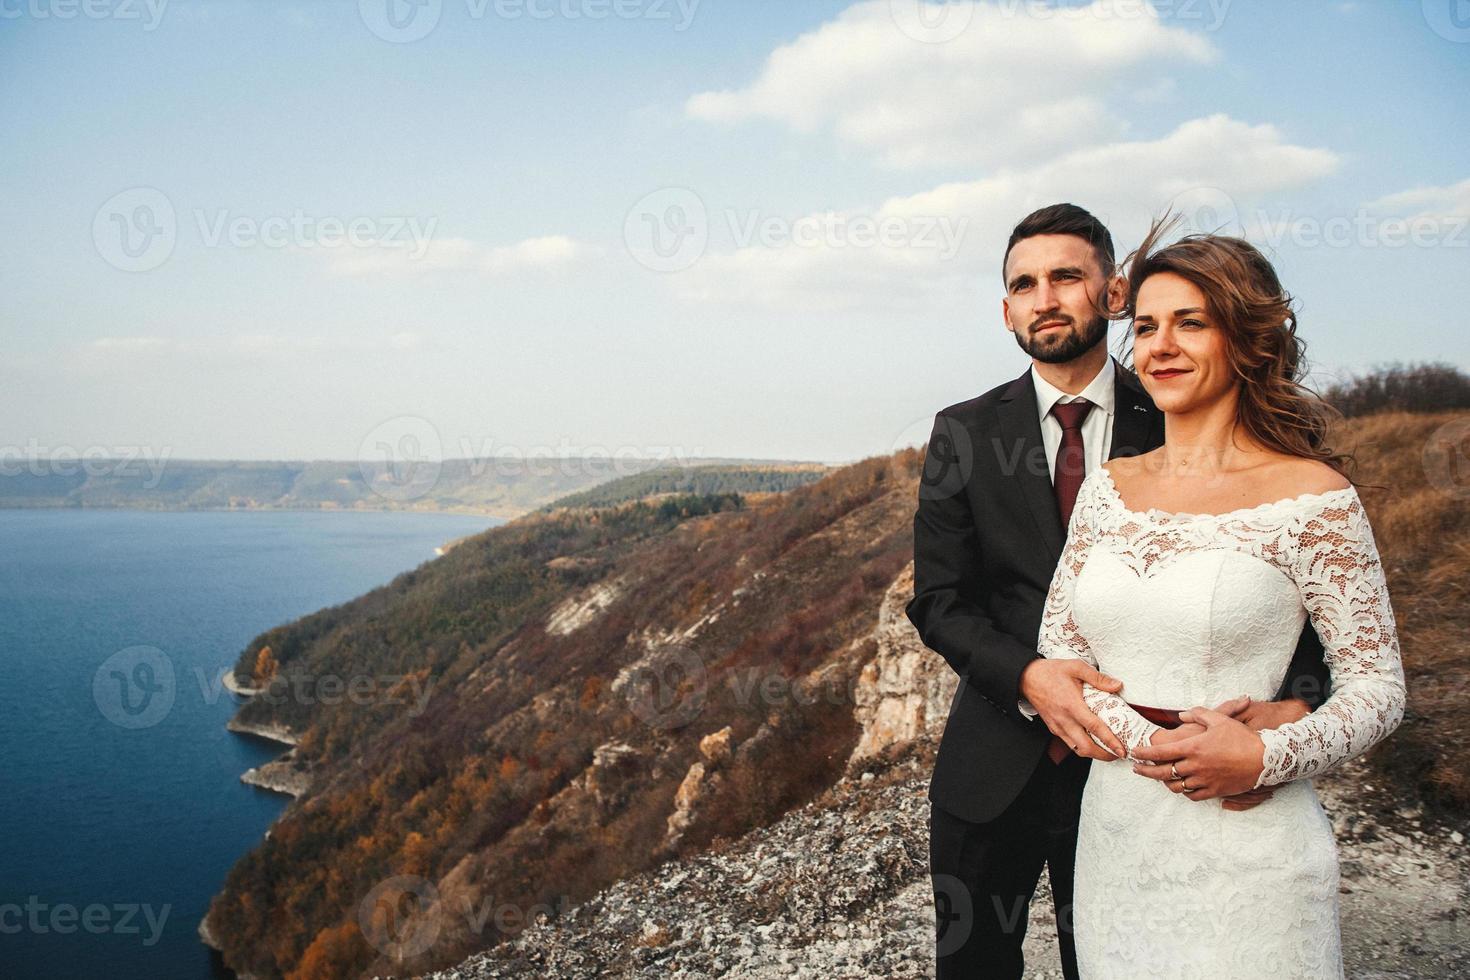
1220, 788, 1276, 812
1130, 705, 1267, 801
1141, 705, 1265, 810
1231, 695, 1310, 732
1018, 658, 1126, 761
1144, 721, 1205, 747
1132, 698, 1276, 810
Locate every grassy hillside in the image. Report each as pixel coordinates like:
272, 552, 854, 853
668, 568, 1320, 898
1333, 410, 1470, 808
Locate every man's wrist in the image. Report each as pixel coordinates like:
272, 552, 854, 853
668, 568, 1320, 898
1279, 697, 1311, 725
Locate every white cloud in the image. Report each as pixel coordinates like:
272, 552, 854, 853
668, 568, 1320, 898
685, 0, 1219, 170
671, 114, 1339, 312
483, 235, 592, 274
1363, 178, 1470, 221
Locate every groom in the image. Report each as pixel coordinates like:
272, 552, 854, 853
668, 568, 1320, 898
905, 203, 1332, 979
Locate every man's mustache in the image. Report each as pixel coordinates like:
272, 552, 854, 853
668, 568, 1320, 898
1030, 315, 1073, 333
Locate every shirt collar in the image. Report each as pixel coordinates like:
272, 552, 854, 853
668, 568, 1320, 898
1031, 356, 1116, 422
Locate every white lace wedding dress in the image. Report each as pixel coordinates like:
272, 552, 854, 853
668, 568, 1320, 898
1038, 465, 1406, 979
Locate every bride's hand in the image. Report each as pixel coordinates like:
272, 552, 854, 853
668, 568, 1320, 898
1130, 706, 1267, 801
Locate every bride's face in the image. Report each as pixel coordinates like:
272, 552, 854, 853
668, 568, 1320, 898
1132, 271, 1234, 414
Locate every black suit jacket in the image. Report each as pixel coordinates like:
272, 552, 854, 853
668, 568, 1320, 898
906, 358, 1332, 823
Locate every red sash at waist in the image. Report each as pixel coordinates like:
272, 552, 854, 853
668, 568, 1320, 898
1126, 701, 1186, 729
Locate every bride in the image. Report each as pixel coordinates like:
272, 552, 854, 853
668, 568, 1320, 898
1037, 218, 1407, 978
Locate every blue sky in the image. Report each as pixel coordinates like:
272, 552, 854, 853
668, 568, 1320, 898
3, 0, 1468, 465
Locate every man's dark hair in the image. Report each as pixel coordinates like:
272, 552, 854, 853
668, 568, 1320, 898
1001, 202, 1116, 285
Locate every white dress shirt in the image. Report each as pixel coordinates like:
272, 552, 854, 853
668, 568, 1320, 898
1031, 356, 1115, 485
1019, 355, 1117, 721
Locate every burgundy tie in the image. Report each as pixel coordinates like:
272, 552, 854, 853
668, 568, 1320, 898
1045, 397, 1093, 764
1050, 398, 1093, 529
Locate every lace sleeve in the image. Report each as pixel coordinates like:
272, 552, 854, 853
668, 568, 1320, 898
1253, 491, 1406, 788
1038, 468, 1161, 761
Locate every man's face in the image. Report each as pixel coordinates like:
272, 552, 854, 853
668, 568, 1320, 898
1001, 233, 1113, 364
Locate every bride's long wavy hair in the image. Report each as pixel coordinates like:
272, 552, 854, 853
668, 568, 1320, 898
1116, 213, 1356, 480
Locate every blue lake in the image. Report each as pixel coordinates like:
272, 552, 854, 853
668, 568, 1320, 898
0, 508, 500, 979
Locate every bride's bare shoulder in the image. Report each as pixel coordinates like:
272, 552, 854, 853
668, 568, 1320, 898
1254, 455, 1352, 498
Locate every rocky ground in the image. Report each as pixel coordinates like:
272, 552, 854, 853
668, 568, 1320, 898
390, 751, 1469, 980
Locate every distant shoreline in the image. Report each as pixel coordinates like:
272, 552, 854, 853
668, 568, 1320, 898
0, 502, 519, 519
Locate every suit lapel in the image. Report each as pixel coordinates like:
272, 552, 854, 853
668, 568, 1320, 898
1108, 359, 1163, 458
997, 366, 1066, 560
998, 357, 1164, 564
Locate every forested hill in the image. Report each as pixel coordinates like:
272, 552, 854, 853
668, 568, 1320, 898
201, 406, 1468, 979
204, 448, 918, 979
0, 456, 831, 518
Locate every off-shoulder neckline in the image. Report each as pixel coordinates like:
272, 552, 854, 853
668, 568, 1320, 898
1095, 464, 1357, 523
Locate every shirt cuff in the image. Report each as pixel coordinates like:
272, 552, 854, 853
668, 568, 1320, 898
1018, 697, 1039, 720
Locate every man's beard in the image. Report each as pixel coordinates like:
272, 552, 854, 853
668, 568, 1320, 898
1014, 313, 1109, 364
